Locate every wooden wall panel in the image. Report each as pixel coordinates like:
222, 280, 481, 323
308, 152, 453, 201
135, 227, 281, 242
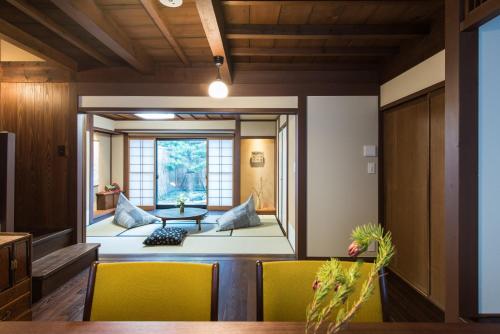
0, 82, 77, 237
384, 96, 430, 295
429, 88, 445, 308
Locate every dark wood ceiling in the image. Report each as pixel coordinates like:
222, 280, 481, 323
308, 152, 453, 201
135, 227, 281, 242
0, 0, 444, 76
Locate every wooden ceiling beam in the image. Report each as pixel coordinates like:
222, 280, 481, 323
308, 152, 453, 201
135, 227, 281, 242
196, 0, 232, 84
5, 0, 114, 66
51, 0, 153, 73
223, 1, 437, 5
226, 24, 429, 40
0, 18, 77, 71
232, 46, 397, 57
140, 0, 190, 65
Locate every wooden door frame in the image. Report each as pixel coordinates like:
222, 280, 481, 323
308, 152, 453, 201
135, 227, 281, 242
76, 107, 306, 259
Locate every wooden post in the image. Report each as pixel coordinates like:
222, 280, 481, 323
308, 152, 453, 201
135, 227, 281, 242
0, 132, 15, 232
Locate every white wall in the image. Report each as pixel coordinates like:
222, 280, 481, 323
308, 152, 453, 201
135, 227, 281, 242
241, 121, 276, 137
380, 50, 445, 107
307, 96, 378, 257
478, 15, 500, 314
93, 115, 115, 131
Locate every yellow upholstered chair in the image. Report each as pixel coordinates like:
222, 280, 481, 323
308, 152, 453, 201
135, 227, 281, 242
83, 261, 219, 321
256, 260, 387, 322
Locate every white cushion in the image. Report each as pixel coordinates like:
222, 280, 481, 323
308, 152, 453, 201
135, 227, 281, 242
113, 193, 160, 229
217, 196, 261, 231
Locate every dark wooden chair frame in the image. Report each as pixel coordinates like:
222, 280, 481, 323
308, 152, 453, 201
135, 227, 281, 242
83, 261, 219, 321
256, 260, 389, 322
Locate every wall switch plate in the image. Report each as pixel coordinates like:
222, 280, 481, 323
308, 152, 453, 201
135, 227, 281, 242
363, 145, 377, 157
367, 162, 376, 174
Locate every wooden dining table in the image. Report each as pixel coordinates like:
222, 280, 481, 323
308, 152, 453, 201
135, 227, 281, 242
0, 322, 498, 334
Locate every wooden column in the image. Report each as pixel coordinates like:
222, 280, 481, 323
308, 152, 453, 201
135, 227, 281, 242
444, 0, 479, 322
233, 115, 241, 206
296, 96, 307, 259
0, 132, 15, 232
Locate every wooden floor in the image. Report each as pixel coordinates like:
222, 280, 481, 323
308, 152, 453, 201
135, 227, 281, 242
32, 257, 444, 322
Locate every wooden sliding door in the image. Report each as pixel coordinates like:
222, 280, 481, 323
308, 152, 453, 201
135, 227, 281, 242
384, 96, 430, 295
383, 87, 445, 308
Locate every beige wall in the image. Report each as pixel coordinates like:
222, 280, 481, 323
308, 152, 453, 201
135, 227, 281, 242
93, 115, 115, 131
93, 132, 111, 210
307, 96, 378, 257
241, 121, 276, 137
240, 138, 276, 210
380, 50, 445, 107
111, 135, 124, 188
80, 96, 298, 109
0, 40, 44, 62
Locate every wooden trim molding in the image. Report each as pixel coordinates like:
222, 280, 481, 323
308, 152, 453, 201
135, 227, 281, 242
211, 263, 220, 321
461, 0, 500, 31
83, 261, 98, 321
444, 0, 479, 322
0, 132, 15, 232
296, 96, 307, 259
233, 116, 241, 207
256, 260, 264, 321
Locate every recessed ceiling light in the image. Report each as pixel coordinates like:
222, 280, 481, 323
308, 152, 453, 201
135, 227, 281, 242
159, 0, 183, 8
135, 113, 176, 120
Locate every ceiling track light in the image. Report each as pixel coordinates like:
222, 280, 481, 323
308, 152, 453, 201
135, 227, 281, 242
208, 56, 228, 99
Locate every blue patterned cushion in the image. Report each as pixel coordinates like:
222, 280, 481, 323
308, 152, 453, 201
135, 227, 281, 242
143, 227, 188, 246
217, 196, 261, 231
113, 193, 160, 229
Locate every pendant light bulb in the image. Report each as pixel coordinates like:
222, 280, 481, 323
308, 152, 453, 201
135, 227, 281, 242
208, 56, 228, 99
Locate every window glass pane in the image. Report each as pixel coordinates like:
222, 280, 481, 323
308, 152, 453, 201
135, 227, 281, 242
157, 139, 207, 206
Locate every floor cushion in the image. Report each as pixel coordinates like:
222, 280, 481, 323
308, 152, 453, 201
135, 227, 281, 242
143, 227, 188, 246
217, 195, 261, 231
113, 193, 160, 229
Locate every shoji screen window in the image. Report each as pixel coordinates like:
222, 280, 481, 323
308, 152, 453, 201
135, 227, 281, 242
129, 139, 155, 208
208, 139, 233, 208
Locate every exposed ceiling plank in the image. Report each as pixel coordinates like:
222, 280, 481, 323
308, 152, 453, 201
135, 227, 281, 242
232, 46, 397, 57
234, 62, 378, 71
5, 0, 114, 66
196, 0, 232, 84
0, 18, 77, 71
51, 0, 153, 73
226, 24, 429, 40
223, 1, 436, 5
140, 0, 190, 65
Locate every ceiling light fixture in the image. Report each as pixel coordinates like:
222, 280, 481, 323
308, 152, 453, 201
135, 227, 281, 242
159, 0, 183, 8
208, 56, 228, 99
135, 113, 176, 120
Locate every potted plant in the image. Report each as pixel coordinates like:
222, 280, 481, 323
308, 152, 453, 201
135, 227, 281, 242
177, 194, 187, 214
306, 224, 394, 334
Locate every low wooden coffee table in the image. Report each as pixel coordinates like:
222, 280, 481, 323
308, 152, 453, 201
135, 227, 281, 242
151, 208, 208, 231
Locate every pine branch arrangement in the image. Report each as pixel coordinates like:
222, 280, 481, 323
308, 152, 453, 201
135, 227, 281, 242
305, 224, 395, 334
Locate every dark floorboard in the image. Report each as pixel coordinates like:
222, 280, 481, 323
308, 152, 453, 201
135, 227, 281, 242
32, 257, 444, 322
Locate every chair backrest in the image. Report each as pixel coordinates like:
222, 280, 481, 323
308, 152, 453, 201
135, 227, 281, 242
83, 261, 219, 321
256, 260, 387, 322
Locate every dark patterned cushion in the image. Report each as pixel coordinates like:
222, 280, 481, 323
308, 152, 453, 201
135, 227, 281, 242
143, 227, 188, 246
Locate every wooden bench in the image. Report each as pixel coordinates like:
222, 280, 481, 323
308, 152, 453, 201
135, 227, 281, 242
32, 243, 100, 302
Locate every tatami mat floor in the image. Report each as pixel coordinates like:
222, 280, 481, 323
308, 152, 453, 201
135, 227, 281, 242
86, 214, 294, 255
